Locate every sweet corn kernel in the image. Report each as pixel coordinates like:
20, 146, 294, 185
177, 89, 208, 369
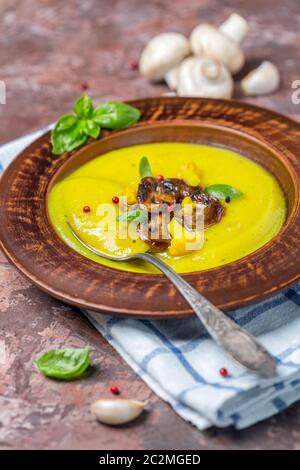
123, 187, 137, 205
178, 162, 201, 186
169, 238, 191, 256
181, 162, 200, 174
181, 196, 193, 207
168, 219, 203, 256
186, 173, 201, 186
181, 196, 195, 216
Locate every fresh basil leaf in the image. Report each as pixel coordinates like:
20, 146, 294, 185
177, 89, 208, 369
54, 114, 78, 132
81, 119, 101, 139
205, 184, 244, 200
139, 156, 153, 178
74, 95, 93, 118
93, 102, 140, 129
36, 347, 90, 380
51, 121, 88, 155
51, 97, 141, 155
118, 209, 148, 222
51, 130, 68, 155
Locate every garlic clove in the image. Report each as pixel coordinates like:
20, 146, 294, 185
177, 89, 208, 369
91, 399, 146, 425
190, 24, 245, 74
219, 13, 249, 44
139, 33, 190, 81
177, 56, 233, 99
241, 61, 280, 96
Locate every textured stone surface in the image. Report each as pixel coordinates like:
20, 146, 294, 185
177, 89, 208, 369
1, 0, 300, 450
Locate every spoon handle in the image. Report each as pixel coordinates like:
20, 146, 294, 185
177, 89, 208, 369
138, 252, 276, 377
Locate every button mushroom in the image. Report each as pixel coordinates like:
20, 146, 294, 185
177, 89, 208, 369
176, 56, 233, 99
241, 61, 280, 96
219, 12, 249, 43
139, 32, 190, 81
190, 13, 249, 74
164, 65, 180, 90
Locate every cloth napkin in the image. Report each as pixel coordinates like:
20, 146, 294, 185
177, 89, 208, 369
1, 129, 300, 430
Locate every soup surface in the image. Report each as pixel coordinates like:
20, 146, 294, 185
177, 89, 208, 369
48, 142, 286, 274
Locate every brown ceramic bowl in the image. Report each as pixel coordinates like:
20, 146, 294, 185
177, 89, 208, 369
0, 97, 299, 318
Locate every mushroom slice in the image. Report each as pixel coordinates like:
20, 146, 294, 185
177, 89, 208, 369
139, 32, 190, 81
190, 24, 245, 74
219, 13, 249, 43
241, 61, 280, 96
177, 56, 233, 99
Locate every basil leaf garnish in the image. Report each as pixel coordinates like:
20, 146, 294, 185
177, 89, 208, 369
118, 209, 148, 222
74, 95, 93, 118
139, 156, 153, 178
205, 184, 244, 200
54, 114, 78, 132
51, 120, 88, 155
93, 102, 140, 129
36, 347, 90, 380
81, 119, 101, 139
51, 96, 141, 155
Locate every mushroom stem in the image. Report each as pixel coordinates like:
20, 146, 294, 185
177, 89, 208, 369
165, 65, 180, 90
241, 61, 280, 96
201, 59, 221, 80
219, 13, 249, 44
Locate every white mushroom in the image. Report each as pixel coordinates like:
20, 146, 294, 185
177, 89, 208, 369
139, 32, 190, 81
176, 56, 233, 99
241, 61, 280, 96
219, 13, 249, 43
190, 13, 249, 74
164, 65, 180, 90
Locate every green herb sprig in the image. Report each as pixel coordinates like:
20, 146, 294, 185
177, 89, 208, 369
139, 156, 153, 178
205, 184, 244, 200
51, 96, 141, 155
36, 347, 90, 380
118, 208, 148, 223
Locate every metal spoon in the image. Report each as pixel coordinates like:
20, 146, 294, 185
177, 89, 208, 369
68, 223, 276, 377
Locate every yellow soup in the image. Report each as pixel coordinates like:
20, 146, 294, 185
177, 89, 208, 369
48, 143, 286, 274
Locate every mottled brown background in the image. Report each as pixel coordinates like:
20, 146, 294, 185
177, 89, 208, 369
1, 0, 300, 450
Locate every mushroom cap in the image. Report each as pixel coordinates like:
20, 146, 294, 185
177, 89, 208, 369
190, 24, 245, 74
139, 32, 190, 81
241, 61, 280, 96
219, 13, 249, 43
177, 56, 233, 99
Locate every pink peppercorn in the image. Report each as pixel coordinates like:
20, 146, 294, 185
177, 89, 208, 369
128, 60, 138, 70
83, 205, 91, 213
80, 80, 89, 91
112, 196, 119, 204
110, 385, 120, 395
219, 367, 228, 377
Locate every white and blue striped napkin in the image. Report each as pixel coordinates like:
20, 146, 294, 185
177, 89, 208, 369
1, 129, 300, 430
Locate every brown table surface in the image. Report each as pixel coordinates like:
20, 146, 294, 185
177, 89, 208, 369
1, 0, 300, 450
